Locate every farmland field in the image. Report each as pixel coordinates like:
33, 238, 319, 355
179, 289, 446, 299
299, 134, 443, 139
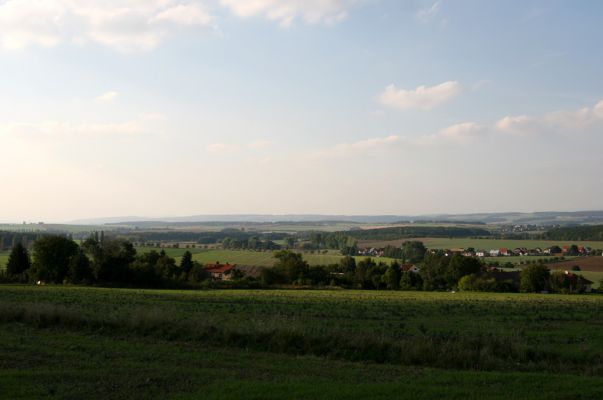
0, 285, 602, 399
359, 237, 603, 251
188, 249, 397, 267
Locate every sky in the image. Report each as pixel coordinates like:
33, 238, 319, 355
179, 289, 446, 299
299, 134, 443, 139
1, 0, 602, 222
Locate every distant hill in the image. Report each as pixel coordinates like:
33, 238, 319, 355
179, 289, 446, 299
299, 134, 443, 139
67, 211, 603, 226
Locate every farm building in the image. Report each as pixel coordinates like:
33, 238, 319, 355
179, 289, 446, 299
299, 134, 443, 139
205, 263, 236, 280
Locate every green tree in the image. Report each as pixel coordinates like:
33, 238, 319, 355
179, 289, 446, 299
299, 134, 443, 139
402, 241, 427, 263
31, 236, 79, 283
6, 242, 31, 277
382, 264, 401, 290
180, 251, 194, 275
273, 250, 309, 284
339, 255, 356, 273
399, 271, 422, 290
449, 254, 482, 284
67, 251, 93, 284
520, 264, 551, 293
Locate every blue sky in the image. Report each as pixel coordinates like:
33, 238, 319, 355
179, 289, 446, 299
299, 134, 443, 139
1, 0, 602, 222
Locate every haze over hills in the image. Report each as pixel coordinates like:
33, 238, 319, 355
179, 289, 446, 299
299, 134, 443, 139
67, 211, 603, 227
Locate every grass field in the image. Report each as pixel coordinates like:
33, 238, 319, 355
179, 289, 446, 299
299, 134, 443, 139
133, 248, 398, 268
0, 251, 8, 270
187, 249, 397, 267
359, 237, 603, 250
0, 286, 602, 399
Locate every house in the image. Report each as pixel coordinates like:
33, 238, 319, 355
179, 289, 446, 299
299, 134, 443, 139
499, 248, 510, 256
205, 263, 236, 280
489, 249, 500, 257
401, 264, 420, 273
563, 271, 594, 293
475, 251, 487, 257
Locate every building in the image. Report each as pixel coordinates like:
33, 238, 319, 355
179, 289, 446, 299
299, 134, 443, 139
205, 263, 236, 280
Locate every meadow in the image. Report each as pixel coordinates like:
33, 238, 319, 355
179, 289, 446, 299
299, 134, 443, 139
133, 247, 398, 267
0, 285, 602, 399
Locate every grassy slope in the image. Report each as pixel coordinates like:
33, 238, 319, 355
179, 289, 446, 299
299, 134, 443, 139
2, 323, 602, 400
1, 286, 603, 399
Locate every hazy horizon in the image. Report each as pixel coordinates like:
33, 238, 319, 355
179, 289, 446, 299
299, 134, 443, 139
2, 0, 602, 222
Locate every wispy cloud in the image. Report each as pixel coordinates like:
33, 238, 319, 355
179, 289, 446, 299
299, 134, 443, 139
0, 1, 214, 51
2, 120, 145, 138
415, 1, 442, 23
206, 142, 240, 153
95, 91, 119, 102
310, 135, 404, 159
378, 81, 461, 111
416, 122, 484, 145
220, 0, 355, 27
496, 100, 603, 136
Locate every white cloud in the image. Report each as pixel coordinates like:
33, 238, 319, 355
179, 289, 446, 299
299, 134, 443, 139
220, 0, 354, 27
416, 122, 484, 145
378, 81, 461, 110
95, 91, 119, 102
248, 140, 272, 149
206, 142, 240, 153
415, 1, 441, 23
311, 135, 404, 158
0, 0, 214, 51
2, 120, 144, 138
0, 0, 64, 49
496, 100, 603, 136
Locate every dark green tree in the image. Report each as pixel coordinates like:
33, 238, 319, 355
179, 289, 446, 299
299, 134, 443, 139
449, 254, 482, 284
339, 255, 356, 273
31, 236, 79, 283
382, 263, 401, 290
6, 242, 31, 277
520, 264, 550, 293
180, 251, 194, 275
273, 250, 309, 284
67, 250, 93, 284
402, 241, 427, 263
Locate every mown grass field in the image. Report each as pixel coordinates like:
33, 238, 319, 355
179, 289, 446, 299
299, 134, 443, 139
0, 286, 602, 399
136, 248, 399, 267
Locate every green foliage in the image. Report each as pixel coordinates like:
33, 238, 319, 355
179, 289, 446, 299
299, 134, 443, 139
180, 250, 194, 274
402, 241, 427, 263
347, 226, 491, 241
31, 236, 79, 283
544, 224, 603, 241
273, 250, 310, 284
520, 264, 551, 293
399, 271, 423, 290
67, 251, 93, 284
6, 242, 31, 277
382, 264, 401, 290
449, 254, 481, 283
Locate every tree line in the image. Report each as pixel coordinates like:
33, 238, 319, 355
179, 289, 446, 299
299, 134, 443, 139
1, 235, 595, 294
2, 234, 211, 288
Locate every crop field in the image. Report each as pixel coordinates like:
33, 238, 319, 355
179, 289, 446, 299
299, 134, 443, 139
359, 237, 603, 251
546, 256, 603, 272
0, 286, 602, 399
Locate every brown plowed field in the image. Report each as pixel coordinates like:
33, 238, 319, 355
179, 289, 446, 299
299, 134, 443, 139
547, 256, 603, 272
